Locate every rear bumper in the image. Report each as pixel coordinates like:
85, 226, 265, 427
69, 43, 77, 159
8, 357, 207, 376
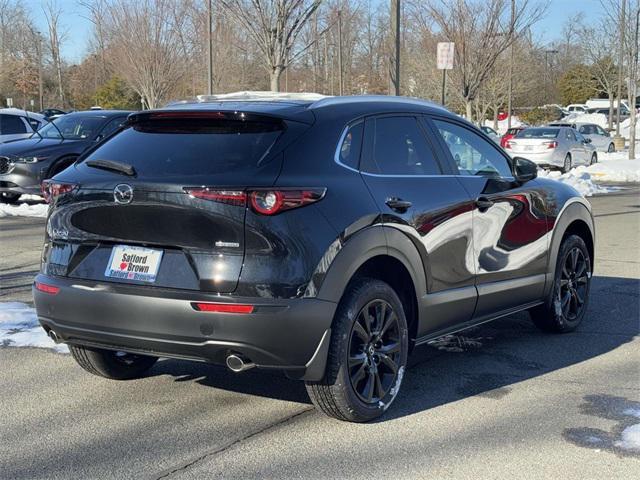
506, 150, 564, 167
33, 274, 336, 380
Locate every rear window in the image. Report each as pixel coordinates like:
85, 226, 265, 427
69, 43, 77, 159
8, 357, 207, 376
506, 128, 521, 135
0, 114, 28, 135
81, 116, 283, 176
516, 128, 559, 139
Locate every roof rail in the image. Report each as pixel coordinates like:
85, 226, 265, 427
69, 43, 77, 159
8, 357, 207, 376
195, 91, 328, 103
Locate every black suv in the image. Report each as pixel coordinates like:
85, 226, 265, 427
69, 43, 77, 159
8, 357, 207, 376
33, 96, 594, 422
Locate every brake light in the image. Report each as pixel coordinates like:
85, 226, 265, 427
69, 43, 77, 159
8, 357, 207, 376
41, 181, 77, 204
505, 141, 514, 149
544, 141, 558, 149
184, 188, 246, 206
192, 302, 254, 314
183, 187, 326, 215
34, 281, 60, 295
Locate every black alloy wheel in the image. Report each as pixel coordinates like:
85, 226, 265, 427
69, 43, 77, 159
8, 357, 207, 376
557, 247, 589, 322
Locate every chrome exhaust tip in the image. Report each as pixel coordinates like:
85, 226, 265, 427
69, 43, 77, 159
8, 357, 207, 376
226, 354, 255, 373
48, 329, 60, 343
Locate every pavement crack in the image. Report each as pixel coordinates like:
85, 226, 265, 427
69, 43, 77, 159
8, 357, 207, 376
152, 407, 314, 479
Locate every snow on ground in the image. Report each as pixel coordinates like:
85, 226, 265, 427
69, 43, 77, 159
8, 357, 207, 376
616, 424, 640, 452
0, 202, 48, 218
0, 302, 68, 353
484, 116, 524, 135
537, 151, 640, 197
563, 112, 609, 129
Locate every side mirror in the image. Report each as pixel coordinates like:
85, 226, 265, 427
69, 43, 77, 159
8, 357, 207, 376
584, 137, 592, 144
513, 157, 537, 183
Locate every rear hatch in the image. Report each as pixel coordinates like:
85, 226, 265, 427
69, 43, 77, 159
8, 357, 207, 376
43, 109, 310, 293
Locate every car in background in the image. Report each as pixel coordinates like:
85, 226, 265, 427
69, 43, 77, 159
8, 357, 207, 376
549, 122, 615, 153
480, 125, 501, 144
500, 126, 526, 149
587, 106, 630, 122
566, 104, 588, 114
39, 108, 67, 121
504, 126, 597, 173
0, 110, 132, 203
0, 108, 48, 144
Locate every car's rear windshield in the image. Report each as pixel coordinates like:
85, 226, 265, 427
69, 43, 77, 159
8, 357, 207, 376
516, 128, 559, 139
81, 117, 283, 175
506, 128, 521, 135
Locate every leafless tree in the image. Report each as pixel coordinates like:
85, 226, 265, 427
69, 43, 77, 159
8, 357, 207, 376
424, 0, 546, 121
43, 0, 68, 107
221, 0, 323, 91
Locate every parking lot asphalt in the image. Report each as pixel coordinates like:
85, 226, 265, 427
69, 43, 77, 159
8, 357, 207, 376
0, 188, 638, 479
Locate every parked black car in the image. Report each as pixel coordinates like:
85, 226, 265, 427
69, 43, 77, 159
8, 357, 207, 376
33, 96, 594, 422
39, 108, 67, 120
0, 110, 132, 202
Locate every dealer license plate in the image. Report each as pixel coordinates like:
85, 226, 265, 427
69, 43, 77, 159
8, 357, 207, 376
105, 245, 163, 282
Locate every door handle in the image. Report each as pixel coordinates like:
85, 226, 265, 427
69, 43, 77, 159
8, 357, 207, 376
385, 197, 412, 212
476, 196, 494, 212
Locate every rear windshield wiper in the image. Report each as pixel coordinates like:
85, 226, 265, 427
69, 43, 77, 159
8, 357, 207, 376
85, 159, 136, 177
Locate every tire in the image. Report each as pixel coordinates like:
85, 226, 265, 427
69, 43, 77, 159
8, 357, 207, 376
561, 154, 572, 174
530, 235, 591, 333
0, 192, 21, 204
607, 143, 615, 153
69, 344, 158, 380
48, 156, 77, 177
305, 277, 409, 422
590, 153, 597, 165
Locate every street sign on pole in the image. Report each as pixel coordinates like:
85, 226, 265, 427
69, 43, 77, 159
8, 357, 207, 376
437, 42, 454, 106
437, 42, 455, 70
6, 97, 13, 107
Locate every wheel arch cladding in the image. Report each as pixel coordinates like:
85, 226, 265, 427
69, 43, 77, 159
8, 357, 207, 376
314, 226, 424, 349
545, 200, 595, 296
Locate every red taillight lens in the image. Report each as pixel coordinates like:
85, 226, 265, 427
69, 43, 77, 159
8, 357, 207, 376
192, 302, 254, 314
505, 141, 514, 149
544, 141, 558, 149
184, 187, 326, 215
34, 281, 60, 295
184, 188, 247, 206
41, 181, 77, 204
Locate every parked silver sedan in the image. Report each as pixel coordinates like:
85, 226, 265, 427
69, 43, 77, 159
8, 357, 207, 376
548, 122, 615, 153
504, 126, 597, 173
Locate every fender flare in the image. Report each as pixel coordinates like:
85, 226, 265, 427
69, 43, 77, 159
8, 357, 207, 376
544, 199, 595, 296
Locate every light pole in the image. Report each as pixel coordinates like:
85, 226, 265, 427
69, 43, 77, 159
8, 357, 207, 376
338, 10, 343, 95
507, 0, 515, 129
207, 0, 213, 95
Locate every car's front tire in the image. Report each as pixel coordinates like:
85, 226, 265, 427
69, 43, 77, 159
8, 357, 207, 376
69, 345, 158, 380
305, 278, 408, 422
530, 235, 591, 333
608, 143, 615, 153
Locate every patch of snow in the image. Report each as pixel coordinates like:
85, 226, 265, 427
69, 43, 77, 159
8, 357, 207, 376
581, 154, 640, 183
537, 169, 612, 197
614, 424, 640, 452
564, 112, 609, 129
619, 118, 640, 140
20, 194, 44, 202
0, 302, 68, 353
623, 408, 640, 419
484, 116, 523, 135
0, 202, 48, 218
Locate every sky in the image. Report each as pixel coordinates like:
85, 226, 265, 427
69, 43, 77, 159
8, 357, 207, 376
26, 0, 609, 64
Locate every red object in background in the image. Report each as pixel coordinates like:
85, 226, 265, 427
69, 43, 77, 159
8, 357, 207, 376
497, 111, 508, 121
500, 127, 526, 148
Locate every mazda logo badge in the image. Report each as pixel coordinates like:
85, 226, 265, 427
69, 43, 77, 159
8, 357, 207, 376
114, 184, 133, 204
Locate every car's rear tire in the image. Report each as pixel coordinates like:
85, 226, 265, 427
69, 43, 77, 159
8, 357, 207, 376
0, 192, 21, 204
590, 153, 597, 165
561, 154, 572, 174
69, 344, 158, 380
530, 235, 591, 333
305, 277, 409, 422
607, 143, 615, 153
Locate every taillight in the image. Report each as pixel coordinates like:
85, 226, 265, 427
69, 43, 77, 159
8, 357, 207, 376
192, 302, 254, 314
505, 141, 514, 149
184, 187, 326, 215
34, 281, 60, 295
544, 141, 558, 149
41, 181, 77, 204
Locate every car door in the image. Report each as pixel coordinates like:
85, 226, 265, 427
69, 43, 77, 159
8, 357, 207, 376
428, 116, 550, 319
574, 131, 592, 164
359, 114, 477, 336
564, 128, 585, 163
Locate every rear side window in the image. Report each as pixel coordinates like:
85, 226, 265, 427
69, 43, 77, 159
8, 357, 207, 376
362, 116, 440, 175
82, 116, 283, 176
0, 115, 28, 134
337, 122, 363, 169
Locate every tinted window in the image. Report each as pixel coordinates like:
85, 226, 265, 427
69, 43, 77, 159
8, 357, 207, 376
578, 124, 596, 135
596, 126, 607, 135
338, 122, 363, 169
363, 116, 440, 175
100, 117, 127, 138
433, 119, 512, 178
39, 115, 105, 139
82, 118, 282, 176
565, 129, 576, 141
517, 128, 559, 139
0, 115, 28, 134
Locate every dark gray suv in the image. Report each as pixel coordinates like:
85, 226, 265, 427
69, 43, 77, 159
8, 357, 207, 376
33, 96, 594, 422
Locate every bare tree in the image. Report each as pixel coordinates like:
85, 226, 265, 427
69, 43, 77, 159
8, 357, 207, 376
101, 0, 187, 108
424, 0, 546, 121
221, 0, 322, 91
43, 0, 67, 107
